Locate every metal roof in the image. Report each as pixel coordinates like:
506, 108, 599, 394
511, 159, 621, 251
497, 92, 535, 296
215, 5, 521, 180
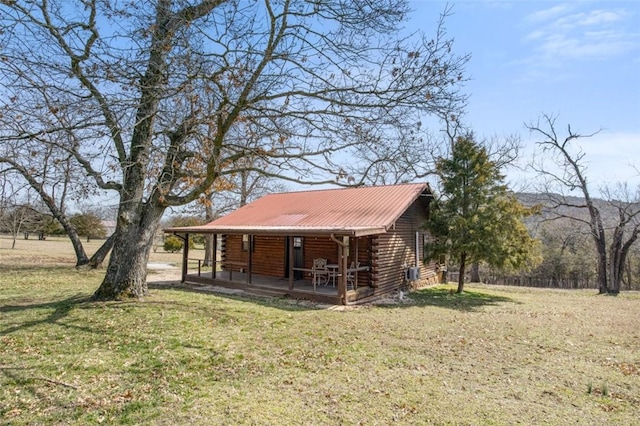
167, 182, 431, 237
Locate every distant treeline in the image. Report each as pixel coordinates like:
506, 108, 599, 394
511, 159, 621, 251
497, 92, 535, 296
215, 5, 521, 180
446, 192, 640, 291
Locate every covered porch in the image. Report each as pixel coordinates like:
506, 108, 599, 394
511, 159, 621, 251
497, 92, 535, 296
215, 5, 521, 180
183, 269, 375, 304
175, 231, 376, 305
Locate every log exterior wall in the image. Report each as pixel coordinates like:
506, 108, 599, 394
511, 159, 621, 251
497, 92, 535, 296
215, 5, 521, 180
370, 196, 439, 296
224, 235, 287, 277
302, 236, 338, 268
222, 234, 373, 287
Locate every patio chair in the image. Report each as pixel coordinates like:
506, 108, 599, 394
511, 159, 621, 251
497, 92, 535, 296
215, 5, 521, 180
346, 261, 361, 290
312, 258, 329, 288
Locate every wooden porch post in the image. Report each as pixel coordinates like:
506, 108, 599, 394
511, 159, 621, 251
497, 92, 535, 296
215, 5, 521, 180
212, 233, 217, 279
181, 233, 189, 283
288, 236, 294, 290
340, 244, 348, 302
331, 234, 348, 305
354, 237, 360, 285
247, 235, 253, 284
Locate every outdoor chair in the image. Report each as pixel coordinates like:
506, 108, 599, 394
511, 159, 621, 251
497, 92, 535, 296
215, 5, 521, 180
346, 261, 361, 290
312, 258, 329, 288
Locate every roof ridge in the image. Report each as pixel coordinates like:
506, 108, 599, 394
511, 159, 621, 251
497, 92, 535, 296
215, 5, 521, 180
268, 181, 427, 196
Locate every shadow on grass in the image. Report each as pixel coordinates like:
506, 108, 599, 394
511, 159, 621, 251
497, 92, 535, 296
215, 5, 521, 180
0, 294, 94, 335
148, 281, 517, 313
147, 281, 326, 312
0, 263, 78, 273
405, 286, 517, 312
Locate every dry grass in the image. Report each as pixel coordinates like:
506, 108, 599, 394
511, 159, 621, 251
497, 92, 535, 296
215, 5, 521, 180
0, 234, 185, 264
1, 236, 639, 425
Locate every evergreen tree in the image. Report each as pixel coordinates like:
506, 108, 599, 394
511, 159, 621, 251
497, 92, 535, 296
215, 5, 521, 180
426, 135, 540, 293
70, 213, 107, 242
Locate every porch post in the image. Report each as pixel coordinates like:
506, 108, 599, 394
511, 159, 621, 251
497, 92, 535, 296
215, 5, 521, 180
247, 235, 253, 284
212, 233, 217, 279
288, 236, 294, 290
330, 234, 347, 305
354, 237, 360, 285
340, 243, 348, 302
181, 233, 189, 283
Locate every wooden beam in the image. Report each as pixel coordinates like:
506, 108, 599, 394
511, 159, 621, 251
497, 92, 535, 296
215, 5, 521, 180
330, 234, 347, 305
288, 236, 294, 290
247, 234, 253, 284
355, 237, 360, 287
212, 233, 217, 279
181, 233, 189, 283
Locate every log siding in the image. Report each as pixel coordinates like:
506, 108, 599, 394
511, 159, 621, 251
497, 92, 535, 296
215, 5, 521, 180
370, 196, 439, 296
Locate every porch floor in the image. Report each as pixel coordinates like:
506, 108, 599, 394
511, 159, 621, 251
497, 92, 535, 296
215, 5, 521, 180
183, 270, 351, 304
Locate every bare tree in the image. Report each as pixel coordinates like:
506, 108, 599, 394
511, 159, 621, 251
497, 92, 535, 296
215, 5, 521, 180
1, 203, 36, 249
0, 184, 45, 248
527, 114, 640, 293
1, 1, 468, 299
200, 158, 285, 266
0, 134, 114, 267
0, 173, 18, 235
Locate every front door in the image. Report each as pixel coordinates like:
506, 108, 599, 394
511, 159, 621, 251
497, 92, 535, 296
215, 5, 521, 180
285, 236, 304, 279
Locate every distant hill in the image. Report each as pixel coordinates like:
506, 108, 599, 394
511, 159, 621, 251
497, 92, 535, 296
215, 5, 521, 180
515, 192, 620, 225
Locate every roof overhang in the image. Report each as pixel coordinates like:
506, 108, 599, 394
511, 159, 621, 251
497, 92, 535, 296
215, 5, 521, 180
164, 225, 389, 237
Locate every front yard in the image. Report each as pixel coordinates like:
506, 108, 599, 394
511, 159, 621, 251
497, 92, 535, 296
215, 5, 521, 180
1, 237, 639, 424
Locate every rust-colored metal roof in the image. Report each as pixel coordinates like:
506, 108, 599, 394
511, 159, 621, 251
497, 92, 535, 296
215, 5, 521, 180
167, 182, 431, 236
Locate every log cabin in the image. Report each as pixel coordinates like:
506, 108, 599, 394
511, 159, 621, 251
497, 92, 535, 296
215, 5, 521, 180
165, 182, 441, 305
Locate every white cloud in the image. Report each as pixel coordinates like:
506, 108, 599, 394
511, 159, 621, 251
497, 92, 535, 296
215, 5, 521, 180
509, 131, 640, 191
525, 4, 571, 23
538, 31, 637, 60
551, 9, 627, 31
524, 6, 639, 63
525, 30, 546, 42
573, 9, 626, 26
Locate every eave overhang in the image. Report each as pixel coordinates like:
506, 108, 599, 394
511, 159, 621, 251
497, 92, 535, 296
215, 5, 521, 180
165, 225, 389, 237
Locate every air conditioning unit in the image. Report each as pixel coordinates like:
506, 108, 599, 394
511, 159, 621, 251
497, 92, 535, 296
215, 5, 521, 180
406, 266, 421, 281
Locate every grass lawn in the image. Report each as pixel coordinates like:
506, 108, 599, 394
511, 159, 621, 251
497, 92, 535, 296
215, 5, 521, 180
1, 237, 639, 425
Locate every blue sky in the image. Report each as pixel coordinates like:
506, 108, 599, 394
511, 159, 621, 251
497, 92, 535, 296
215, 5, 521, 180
409, 0, 640, 189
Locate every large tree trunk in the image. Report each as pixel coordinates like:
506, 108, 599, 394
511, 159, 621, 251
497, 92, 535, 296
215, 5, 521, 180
596, 256, 608, 294
609, 225, 624, 294
92, 4, 169, 300
68, 229, 90, 266
202, 200, 214, 267
92, 203, 165, 300
593, 230, 609, 294
457, 252, 466, 294
77, 232, 117, 270
609, 224, 639, 294
203, 234, 213, 267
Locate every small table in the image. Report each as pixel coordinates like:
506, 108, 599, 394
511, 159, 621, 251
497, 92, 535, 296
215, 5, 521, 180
326, 264, 339, 286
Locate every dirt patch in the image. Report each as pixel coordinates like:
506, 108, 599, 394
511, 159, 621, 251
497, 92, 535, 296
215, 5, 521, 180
147, 262, 178, 270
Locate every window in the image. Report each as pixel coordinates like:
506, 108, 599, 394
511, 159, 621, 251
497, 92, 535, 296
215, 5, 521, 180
242, 234, 254, 252
422, 232, 433, 262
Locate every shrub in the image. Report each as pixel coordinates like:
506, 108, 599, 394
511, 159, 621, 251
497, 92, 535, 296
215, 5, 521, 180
163, 235, 195, 253
164, 235, 184, 253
